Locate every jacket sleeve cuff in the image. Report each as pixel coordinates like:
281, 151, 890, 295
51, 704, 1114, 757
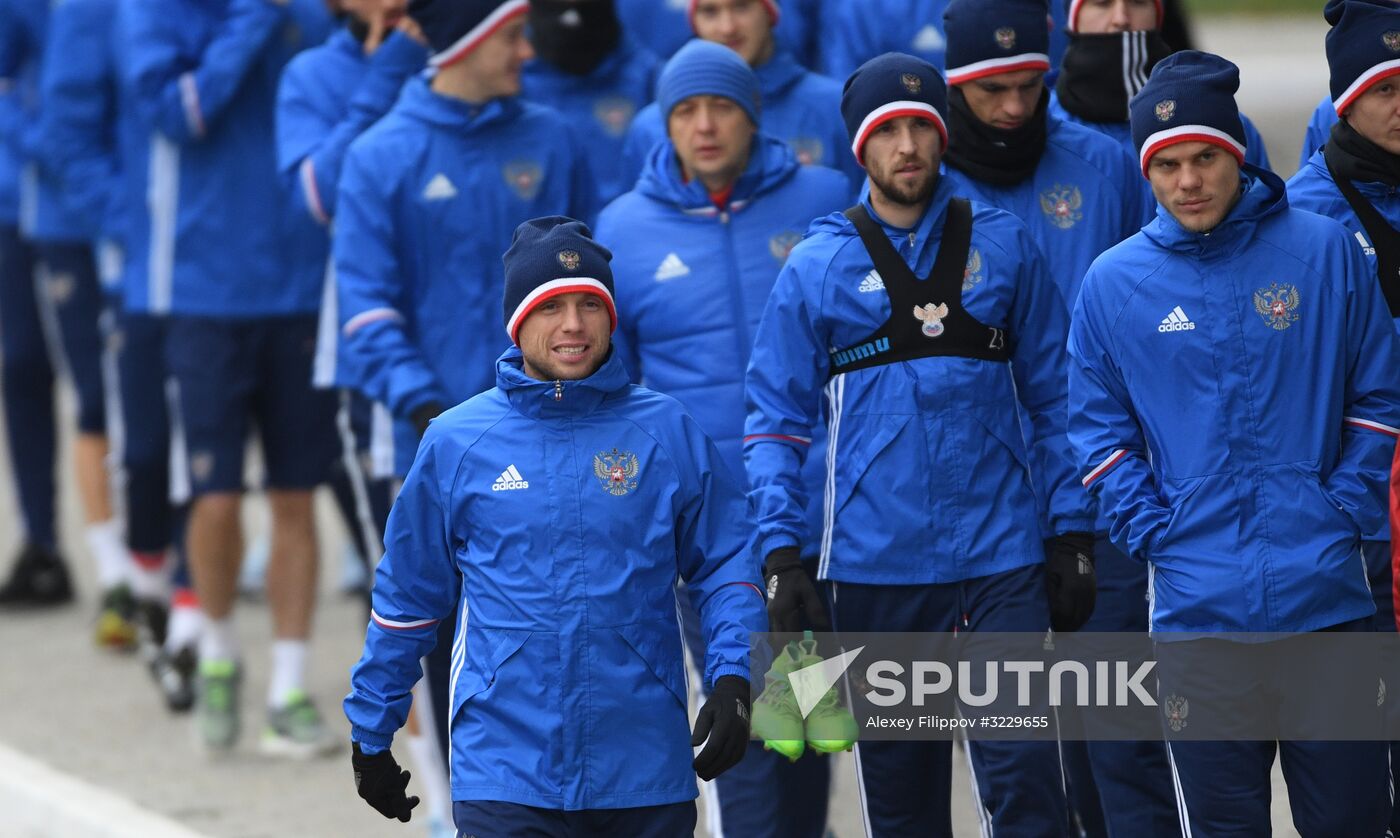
351, 726, 394, 751
1051, 517, 1096, 536
759, 534, 800, 562
708, 663, 752, 690
373, 31, 429, 73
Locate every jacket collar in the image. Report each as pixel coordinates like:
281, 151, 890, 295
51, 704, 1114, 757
496, 346, 630, 420
636, 133, 800, 214
856, 173, 955, 252
1142, 164, 1288, 257
754, 50, 806, 100
398, 74, 522, 130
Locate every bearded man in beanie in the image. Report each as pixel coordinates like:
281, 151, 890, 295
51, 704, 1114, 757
345, 216, 766, 836
745, 52, 1089, 835
1069, 50, 1400, 836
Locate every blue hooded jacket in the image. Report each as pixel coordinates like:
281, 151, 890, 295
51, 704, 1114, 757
334, 76, 595, 476
1069, 167, 1400, 633
619, 49, 861, 196
276, 26, 427, 387
118, 0, 331, 317
522, 37, 659, 206
1298, 94, 1337, 171
595, 134, 849, 554
817, 0, 949, 79
0, 0, 42, 227
744, 175, 1093, 584
344, 346, 766, 809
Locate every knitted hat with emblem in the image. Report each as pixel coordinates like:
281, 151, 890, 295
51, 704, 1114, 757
1130, 50, 1247, 178
841, 52, 949, 167
1325, 0, 1400, 116
407, 0, 528, 69
944, 0, 1052, 85
502, 217, 616, 345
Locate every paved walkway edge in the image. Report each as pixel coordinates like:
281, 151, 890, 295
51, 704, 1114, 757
0, 741, 209, 838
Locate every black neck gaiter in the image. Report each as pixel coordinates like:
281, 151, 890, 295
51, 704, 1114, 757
1325, 117, 1400, 188
529, 0, 622, 76
1055, 30, 1171, 123
944, 87, 1048, 187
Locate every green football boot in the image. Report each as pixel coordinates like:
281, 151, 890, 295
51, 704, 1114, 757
793, 633, 858, 754
752, 642, 807, 761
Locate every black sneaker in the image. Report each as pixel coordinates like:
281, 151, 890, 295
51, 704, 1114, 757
151, 645, 197, 713
0, 544, 74, 608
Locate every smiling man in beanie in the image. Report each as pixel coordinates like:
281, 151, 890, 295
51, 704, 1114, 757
345, 216, 766, 836
1069, 50, 1400, 836
744, 51, 1090, 835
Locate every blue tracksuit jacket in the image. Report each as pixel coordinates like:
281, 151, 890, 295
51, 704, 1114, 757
276, 26, 426, 387
1069, 167, 1400, 633
521, 37, 659, 206
1298, 94, 1337, 171
118, 0, 331, 317
744, 176, 1094, 584
817, 0, 949, 79
595, 133, 849, 552
619, 49, 861, 196
0, 0, 42, 227
344, 347, 766, 809
334, 76, 594, 476
1048, 93, 1273, 174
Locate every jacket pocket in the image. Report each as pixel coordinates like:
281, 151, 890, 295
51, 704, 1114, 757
449, 626, 533, 720
829, 413, 914, 515
1287, 463, 1360, 539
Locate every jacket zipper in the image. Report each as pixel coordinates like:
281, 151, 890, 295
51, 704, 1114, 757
554, 380, 563, 401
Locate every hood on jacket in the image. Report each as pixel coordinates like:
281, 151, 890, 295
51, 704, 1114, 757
807, 172, 958, 250
495, 345, 631, 416
397, 74, 523, 130
1142, 164, 1289, 254
754, 49, 807, 100
636, 132, 801, 210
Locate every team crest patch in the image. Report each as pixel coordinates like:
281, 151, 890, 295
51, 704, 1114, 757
190, 451, 215, 485
503, 160, 543, 200
557, 250, 581, 271
1164, 694, 1188, 732
913, 302, 950, 338
901, 72, 922, 94
962, 247, 983, 291
789, 136, 825, 166
769, 231, 802, 262
1154, 99, 1176, 123
594, 448, 640, 496
1385, 31, 1400, 52
1040, 185, 1084, 230
593, 96, 636, 138
994, 27, 1016, 50
1253, 282, 1301, 330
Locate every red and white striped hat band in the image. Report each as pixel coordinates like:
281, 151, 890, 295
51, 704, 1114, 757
851, 101, 949, 166
945, 53, 1051, 85
506, 277, 618, 344
1137, 124, 1246, 177
687, 0, 781, 29
1066, 0, 1163, 32
1334, 60, 1400, 116
429, 0, 530, 69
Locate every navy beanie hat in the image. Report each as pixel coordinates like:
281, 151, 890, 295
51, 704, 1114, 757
1064, 0, 1161, 32
944, 0, 1051, 85
1325, 0, 1400, 116
687, 0, 779, 29
407, 0, 528, 69
841, 53, 949, 167
657, 39, 762, 125
502, 217, 616, 345
1130, 50, 1247, 177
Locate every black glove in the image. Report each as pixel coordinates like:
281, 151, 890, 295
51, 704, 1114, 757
409, 401, 445, 437
691, 675, 751, 781
1045, 532, 1097, 632
351, 742, 419, 822
763, 547, 831, 634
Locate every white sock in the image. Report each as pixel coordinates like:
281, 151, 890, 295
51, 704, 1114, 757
405, 731, 453, 826
128, 550, 172, 601
85, 520, 130, 590
198, 615, 238, 664
268, 639, 308, 708
165, 590, 203, 654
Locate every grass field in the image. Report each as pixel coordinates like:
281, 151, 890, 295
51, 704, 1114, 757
1184, 0, 1321, 15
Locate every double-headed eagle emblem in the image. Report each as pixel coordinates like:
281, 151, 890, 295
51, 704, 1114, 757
1040, 185, 1083, 230
594, 448, 640, 496
1253, 282, 1301, 330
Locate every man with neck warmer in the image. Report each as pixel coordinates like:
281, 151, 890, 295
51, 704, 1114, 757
1050, 0, 1272, 174
618, 0, 861, 195
938, 3, 1174, 836
1287, 8, 1400, 829
521, 1, 660, 206
1070, 50, 1399, 836
595, 40, 849, 838
746, 52, 1092, 836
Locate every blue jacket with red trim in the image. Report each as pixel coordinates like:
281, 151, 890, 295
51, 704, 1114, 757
276, 26, 426, 387
334, 76, 594, 475
117, 0, 331, 316
743, 175, 1093, 585
345, 346, 766, 810
521, 37, 659, 207
595, 133, 849, 557
618, 49, 861, 197
1068, 166, 1400, 633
